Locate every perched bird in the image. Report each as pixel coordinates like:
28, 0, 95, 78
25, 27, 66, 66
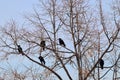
99, 58, 104, 69
17, 45, 24, 55
38, 56, 45, 65
59, 38, 66, 47
40, 41, 46, 50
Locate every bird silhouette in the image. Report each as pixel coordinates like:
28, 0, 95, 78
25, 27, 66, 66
99, 58, 104, 69
40, 41, 46, 50
17, 45, 24, 55
38, 56, 45, 65
59, 38, 66, 47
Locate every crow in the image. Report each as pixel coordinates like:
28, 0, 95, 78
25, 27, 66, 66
59, 38, 66, 47
99, 58, 104, 69
40, 41, 46, 50
38, 56, 45, 65
17, 45, 24, 55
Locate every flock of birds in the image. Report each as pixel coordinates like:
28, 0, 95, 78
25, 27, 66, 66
17, 38, 104, 69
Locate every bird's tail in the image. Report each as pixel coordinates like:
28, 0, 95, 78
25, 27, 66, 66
101, 66, 103, 69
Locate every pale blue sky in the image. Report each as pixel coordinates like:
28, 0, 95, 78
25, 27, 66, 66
0, 0, 38, 25
0, 0, 111, 25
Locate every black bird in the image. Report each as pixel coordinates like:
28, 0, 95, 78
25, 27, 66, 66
17, 45, 24, 55
99, 58, 104, 69
38, 56, 45, 65
40, 41, 46, 50
59, 38, 66, 47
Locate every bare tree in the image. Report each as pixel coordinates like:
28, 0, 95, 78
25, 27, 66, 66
0, 0, 120, 80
